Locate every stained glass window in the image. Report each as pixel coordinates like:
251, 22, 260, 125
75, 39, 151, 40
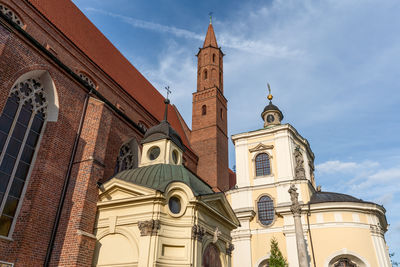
0, 78, 47, 237
257, 196, 274, 226
255, 153, 271, 176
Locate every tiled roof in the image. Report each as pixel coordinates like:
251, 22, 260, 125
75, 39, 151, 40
27, 0, 192, 149
309, 191, 375, 205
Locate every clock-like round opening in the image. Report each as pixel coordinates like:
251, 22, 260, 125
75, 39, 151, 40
168, 196, 181, 214
267, 114, 275, 123
148, 146, 160, 160
172, 150, 179, 164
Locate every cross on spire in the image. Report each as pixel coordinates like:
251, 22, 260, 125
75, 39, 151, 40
164, 86, 171, 100
208, 12, 213, 24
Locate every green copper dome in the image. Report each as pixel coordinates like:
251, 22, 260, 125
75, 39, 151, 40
114, 164, 213, 196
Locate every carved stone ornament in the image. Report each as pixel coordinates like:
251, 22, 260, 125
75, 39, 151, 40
212, 226, 221, 244
226, 243, 235, 256
192, 225, 205, 241
288, 184, 302, 216
370, 224, 385, 237
294, 147, 306, 180
138, 219, 161, 236
249, 143, 274, 153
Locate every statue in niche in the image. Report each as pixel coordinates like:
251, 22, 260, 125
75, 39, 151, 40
294, 146, 306, 180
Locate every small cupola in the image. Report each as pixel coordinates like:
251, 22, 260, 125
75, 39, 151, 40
261, 83, 284, 127
140, 99, 185, 167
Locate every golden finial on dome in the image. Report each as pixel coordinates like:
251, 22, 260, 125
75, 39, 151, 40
267, 83, 273, 101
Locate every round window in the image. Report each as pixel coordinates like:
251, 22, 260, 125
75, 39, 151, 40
267, 114, 275, 123
148, 146, 160, 160
168, 196, 181, 214
172, 150, 179, 164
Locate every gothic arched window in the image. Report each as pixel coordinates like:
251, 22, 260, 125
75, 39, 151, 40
257, 195, 274, 226
334, 258, 357, 267
212, 53, 216, 63
204, 70, 208, 80
202, 105, 207, 115
0, 3, 24, 28
114, 138, 139, 174
0, 78, 47, 237
255, 153, 271, 176
78, 72, 96, 89
202, 243, 221, 267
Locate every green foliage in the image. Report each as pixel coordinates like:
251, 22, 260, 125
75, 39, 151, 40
269, 237, 288, 267
390, 252, 399, 266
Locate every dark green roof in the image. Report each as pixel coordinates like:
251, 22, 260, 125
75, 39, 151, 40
114, 164, 214, 196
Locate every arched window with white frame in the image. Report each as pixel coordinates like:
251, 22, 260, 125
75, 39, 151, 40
257, 195, 274, 226
0, 77, 48, 237
255, 153, 271, 176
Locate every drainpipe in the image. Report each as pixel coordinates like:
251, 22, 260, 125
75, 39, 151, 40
307, 203, 316, 267
44, 90, 92, 267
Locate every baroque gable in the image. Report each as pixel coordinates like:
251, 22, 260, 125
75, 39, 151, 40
249, 143, 274, 153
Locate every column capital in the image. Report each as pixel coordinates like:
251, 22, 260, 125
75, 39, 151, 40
138, 219, 161, 236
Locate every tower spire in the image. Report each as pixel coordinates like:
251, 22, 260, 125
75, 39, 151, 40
192, 22, 228, 191
203, 22, 218, 48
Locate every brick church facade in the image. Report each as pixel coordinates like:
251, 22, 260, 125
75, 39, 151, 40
0, 0, 234, 266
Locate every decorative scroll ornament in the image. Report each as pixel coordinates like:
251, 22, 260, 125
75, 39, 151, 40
249, 143, 274, 153
294, 146, 306, 180
212, 226, 221, 244
192, 225, 205, 241
138, 219, 160, 236
226, 243, 235, 256
288, 184, 302, 216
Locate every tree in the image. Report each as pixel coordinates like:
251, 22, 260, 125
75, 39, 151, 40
269, 237, 288, 267
390, 252, 399, 267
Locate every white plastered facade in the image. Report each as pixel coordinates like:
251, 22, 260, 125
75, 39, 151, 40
226, 124, 391, 267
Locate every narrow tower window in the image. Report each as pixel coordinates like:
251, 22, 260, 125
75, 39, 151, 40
0, 78, 47, 237
202, 105, 207, 115
220, 108, 223, 120
255, 153, 271, 176
212, 54, 216, 63
257, 195, 274, 225
204, 70, 208, 80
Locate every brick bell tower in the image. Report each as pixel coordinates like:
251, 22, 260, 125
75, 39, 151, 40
191, 21, 229, 191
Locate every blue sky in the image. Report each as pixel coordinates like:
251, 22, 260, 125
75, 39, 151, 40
72, 0, 400, 262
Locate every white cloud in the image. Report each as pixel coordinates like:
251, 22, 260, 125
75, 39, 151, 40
316, 160, 379, 173
85, 7, 301, 58
86, 8, 203, 41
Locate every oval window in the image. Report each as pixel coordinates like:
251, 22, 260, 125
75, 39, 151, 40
169, 196, 181, 214
148, 146, 160, 160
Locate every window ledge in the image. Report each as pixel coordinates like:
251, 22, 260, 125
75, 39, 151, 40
0, 235, 13, 242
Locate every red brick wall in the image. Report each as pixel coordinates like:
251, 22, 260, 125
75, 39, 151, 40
0, 4, 200, 266
0, 1, 202, 266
